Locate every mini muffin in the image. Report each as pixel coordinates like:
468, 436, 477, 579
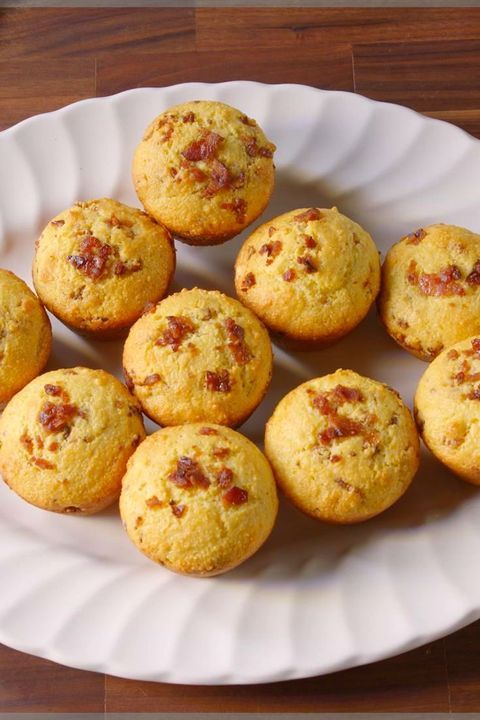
132, 100, 276, 246
120, 423, 278, 576
33, 198, 175, 337
123, 288, 272, 427
0, 367, 145, 514
265, 369, 419, 524
235, 207, 380, 348
0, 270, 51, 403
379, 223, 480, 361
414, 335, 480, 485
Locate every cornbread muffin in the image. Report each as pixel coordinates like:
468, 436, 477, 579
414, 336, 480, 485
0, 367, 145, 514
120, 423, 278, 576
265, 370, 419, 524
235, 207, 380, 347
0, 270, 51, 403
33, 198, 175, 337
123, 288, 272, 427
132, 100, 276, 246
379, 223, 480, 361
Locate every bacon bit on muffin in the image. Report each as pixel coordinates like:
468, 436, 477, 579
51, 219, 65, 227
20, 433, 33, 454
406, 228, 426, 245
242, 135, 274, 158
39, 401, 78, 433
220, 198, 247, 223
241, 272, 256, 291
169, 456, 210, 489
67, 235, 112, 280
297, 255, 317, 273
334, 477, 364, 497
146, 495, 163, 508
32, 457, 55, 470
44, 384, 70, 402
294, 208, 322, 223
467, 260, 480, 286
113, 259, 143, 276
156, 315, 195, 351
170, 501, 187, 518
205, 369, 232, 393
199, 426, 218, 436
213, 446, 230, 459
283, 268, 296, 282
408, 262, 465, 296
182, 112, 195, 123
216, 467, 234, 488
142, 373, 161, 386
203, 158, 232, 197
467, 386, 480, 400
259, 240, 282, 265
303, 234, 317, 249
447, 349, 460, 360
223, 486, 248, 506
182, 131, 224, 161
225, 317, 251, 365
312, 385, 375, 447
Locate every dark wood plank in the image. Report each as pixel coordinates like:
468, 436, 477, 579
0, 8, 195, 60
445, 620, 480, 711
95, 46, 354, 97
196, 8, 480, 50
105, 639, 449, 712
353, 39, 480, 139
0, 59, 95, 131
0, 643, 104, 712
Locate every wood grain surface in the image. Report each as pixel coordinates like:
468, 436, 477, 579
1, 5, 480, 713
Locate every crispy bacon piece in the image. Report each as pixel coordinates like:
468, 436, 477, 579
334, 477, 364, 497
297, 255, 317, 273
318, 417, 364, 445
113, 259, 143, 276
241, 272, 256, 291
199, 426, 218, 436
142, 373, 160, 386
472, 338, 480, 354
182, 131, 223, 161
467, 387, 480, 400
20, 433, 33, 454
223, 486, 248, 506
331, 385, 364, 404
216, 467, 234, 488
146, 495, 163, 508
180, 158, 207, 182
406, 228, 426, 245
447, 349, 460, 360
156, 315, 195, 351
408, 262, 465, 296
243, 135, 274, 158
283, 269, 296, 282
203, 158, 232, 197
259, 240, 283, 265
182, 112, 195, 123
467, 260, 480, 286
220, 198, 247, 223
294, 208, 321, 223
32, 457, 55, 470
170, 502, 187, 517
213, 447, 230, 459
225, 317, 251, 365
206, 370, 231, 392
39, 401, 77, 433
312, 384, 372, 447
304, 235, 317, 249
67, 235, 112, 280
169, 456, 210, 489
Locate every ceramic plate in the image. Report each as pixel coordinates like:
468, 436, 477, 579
1, 82, 480, 684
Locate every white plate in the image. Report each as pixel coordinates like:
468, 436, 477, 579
1, 82, 480, 685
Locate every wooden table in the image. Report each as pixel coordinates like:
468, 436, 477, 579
2, 6, 480, 713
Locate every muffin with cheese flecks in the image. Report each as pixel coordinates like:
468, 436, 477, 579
120, 423, 278, 576
0, 269, 51, 403
0, 367, 145, 514
33, 198, 175, 338
235, 207, 380, 348
265, 369, 419, 524
123, 288, 272, 427
379, 223, 480, 361
132, 100, 276, 245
